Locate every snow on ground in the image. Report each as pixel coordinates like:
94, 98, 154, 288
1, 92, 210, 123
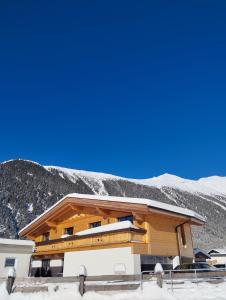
1, 281, 226, 300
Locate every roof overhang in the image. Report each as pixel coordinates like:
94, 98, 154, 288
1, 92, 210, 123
19, 193, 206, 237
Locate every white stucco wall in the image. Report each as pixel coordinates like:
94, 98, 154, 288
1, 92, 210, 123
63, 247, 141, 276
0, 241, 34, 278
0, 252, 31, 278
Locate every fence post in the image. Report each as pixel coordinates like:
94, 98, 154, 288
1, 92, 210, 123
6, 267, 16, 294
194, 269, 198, 286
140, 271, 143, 290
78, 265, 87, 296
170, 270, 174, 292
154, 263, 164, 288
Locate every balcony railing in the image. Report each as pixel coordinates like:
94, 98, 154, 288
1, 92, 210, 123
35, 227, 146, 254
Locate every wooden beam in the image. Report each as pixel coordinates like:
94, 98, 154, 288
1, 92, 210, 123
27, 234, 36, 240
69, 204, 84, 215
66, 198, 149, 214
133, 213, 144, 224
46, 221, 57, 227
95, 207, 110, 219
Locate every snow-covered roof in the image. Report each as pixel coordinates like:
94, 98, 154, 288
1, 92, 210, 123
76, 221, 139, 237
69, 193, 205, 222
208, 248, 226, 255
0, 238, 34, 246
193, 248, 211, 258
19, 193, 205, 235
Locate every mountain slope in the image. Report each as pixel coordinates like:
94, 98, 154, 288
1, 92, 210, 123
1, 159, 226, 249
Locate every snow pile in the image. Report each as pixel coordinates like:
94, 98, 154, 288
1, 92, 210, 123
154, 263, 164, 274
76, 221, 138, 236
7, 267, 16, 278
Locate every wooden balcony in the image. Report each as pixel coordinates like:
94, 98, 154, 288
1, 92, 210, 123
34, 227, 146, 256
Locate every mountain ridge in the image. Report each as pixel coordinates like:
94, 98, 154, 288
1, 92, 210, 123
45, 164, 226, 196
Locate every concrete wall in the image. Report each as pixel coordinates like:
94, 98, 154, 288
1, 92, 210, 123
63, 247, 141, 276
0, 252, 31, 277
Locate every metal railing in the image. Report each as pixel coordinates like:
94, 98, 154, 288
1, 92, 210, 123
140, 268, 226, 291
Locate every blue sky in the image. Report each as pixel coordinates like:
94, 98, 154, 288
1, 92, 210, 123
0, 1, 226, 179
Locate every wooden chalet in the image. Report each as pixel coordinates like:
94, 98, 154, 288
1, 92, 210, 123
19, 193, 205, 276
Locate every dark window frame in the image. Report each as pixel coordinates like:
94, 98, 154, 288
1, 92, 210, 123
5, 258, 16, 268
89, 221, 101, 228
64, 227, 74, 235
43, 232, 50, 241
118, 215, 134, 223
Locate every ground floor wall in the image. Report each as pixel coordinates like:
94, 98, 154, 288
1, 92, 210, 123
0, 252, 32, 277
63, 247, 141, 276
31, 258, 64, 277
31, 251, 194, 277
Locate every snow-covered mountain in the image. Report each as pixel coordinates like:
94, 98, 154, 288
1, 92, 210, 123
46, 166, 226, 197
1, 159, 226, 249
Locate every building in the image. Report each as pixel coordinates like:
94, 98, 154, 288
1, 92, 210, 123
194, 248, 211, 262
208, 249, 226, 265
0, 238, 34, 277
19, 193, 205, 276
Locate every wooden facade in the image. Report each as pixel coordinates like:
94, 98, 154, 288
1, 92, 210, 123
19, 194, 205, 275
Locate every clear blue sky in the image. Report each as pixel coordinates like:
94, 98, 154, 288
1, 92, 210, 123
0, 1, 226, 179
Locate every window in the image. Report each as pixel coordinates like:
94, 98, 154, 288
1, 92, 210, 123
64, 227, 74, 235
180, 225, 186, 246
118, 215, 134, 223
43, 232, 50, 241
89, 221, 101, 228
5, 258, 15, 268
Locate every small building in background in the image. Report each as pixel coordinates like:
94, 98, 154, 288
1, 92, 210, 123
208, 249, 226, 265
194, 248, 211, 262
19, 193, 206, 277
0, 238, 34, 277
